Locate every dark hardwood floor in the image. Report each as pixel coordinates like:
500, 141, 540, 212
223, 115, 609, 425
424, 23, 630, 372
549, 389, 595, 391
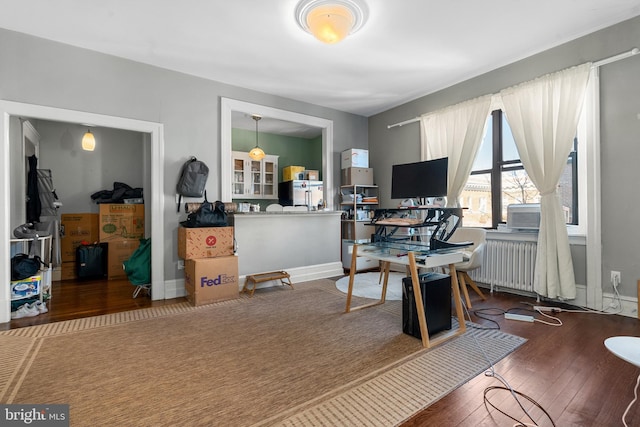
3, 277, 639, 426
2, 277, 185, 331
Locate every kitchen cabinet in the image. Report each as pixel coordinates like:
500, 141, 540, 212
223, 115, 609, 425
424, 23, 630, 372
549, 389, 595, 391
232, 151, 278, 199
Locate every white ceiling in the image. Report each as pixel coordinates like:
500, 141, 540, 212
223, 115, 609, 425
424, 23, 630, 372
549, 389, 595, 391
2, 1, 640, 130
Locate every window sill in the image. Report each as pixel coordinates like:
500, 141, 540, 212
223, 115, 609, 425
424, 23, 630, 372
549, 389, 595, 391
486, 229, 586, 246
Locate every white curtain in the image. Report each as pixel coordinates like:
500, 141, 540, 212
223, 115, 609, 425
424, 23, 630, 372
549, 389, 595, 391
500, 63, 591, 299
420, 95, 492, 207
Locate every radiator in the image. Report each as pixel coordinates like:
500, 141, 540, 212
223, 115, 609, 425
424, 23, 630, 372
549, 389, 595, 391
468, 239, 537, 293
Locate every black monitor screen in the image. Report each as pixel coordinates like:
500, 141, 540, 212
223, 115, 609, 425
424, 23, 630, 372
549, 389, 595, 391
391, 157, 448, 199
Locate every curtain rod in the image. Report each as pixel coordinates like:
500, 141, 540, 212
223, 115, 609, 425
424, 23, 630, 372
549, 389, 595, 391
387, 47, 639, 130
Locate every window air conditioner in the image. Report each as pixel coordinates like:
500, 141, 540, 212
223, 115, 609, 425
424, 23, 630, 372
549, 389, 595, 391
506, 204, 541, 230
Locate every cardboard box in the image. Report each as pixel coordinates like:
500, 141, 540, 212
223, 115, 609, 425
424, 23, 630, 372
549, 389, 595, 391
178, 226, 234, 260
303, 170, 319, 180
11, 275, 41, 300
341, 149, 369, 169
342, 167, 374, 185
61, 213, 99, 262
99, 204, 145, 242
61, 261, 77, 281
107, 239, 141, 279
283, 166, 305, 181
184, 256, 239, 306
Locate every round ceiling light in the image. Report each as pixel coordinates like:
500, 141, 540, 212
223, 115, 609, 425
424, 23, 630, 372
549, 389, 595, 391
295, 0, 368, 44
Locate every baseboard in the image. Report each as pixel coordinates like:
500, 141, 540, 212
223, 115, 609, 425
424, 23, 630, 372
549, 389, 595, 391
163, 262, 344, 299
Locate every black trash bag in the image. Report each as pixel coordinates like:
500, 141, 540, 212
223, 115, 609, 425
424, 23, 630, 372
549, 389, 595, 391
180, 193, 227, 228
11, 254, 43, 281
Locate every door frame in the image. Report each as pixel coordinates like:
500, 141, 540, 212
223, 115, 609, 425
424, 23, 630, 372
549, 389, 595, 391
0, 100, 165, 324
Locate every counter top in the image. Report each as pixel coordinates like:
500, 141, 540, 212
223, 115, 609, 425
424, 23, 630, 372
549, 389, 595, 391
232, 210, 341, 216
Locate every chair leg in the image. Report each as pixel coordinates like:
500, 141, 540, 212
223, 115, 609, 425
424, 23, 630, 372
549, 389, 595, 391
457, 271, 473, 309
463, 272, 486, 300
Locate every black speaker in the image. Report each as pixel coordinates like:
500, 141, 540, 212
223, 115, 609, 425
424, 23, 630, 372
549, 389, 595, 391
402, 272, 452, 339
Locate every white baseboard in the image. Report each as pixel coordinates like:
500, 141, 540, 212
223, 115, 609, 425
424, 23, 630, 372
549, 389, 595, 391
163, 261, 344, 299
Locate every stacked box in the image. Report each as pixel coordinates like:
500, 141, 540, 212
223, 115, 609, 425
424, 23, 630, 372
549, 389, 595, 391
184, 256, 239, 306
341, 149, 369, 169
60, 213, 99, 280
178, 226, 238, 305
98, 204, 146, 279
342, 167, 374, 185
283, 166, 305, 181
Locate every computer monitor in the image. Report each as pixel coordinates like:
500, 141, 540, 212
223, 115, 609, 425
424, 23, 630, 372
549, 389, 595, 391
391, 157, 448, 200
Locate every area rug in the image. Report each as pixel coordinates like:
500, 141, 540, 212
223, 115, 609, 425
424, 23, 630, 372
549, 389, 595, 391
335, 271, 406, 300
0, 279, 525, 427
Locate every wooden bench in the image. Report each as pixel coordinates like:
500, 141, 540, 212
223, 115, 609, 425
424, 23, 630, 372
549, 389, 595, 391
241, 271, 293, 297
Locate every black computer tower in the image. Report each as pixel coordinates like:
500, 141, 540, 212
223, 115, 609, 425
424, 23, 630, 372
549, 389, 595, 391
402, 272, 452, 339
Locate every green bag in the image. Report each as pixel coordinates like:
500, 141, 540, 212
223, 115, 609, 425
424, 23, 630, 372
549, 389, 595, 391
123, 238, 151, 285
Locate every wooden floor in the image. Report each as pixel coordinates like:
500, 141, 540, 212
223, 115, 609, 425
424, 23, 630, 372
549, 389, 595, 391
2, 277, 185, 331
3, 277, 639, 426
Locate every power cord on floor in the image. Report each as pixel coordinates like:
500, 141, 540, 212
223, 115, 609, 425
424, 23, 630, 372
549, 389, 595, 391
460, 298, 557, 426
622, 372, 640, 427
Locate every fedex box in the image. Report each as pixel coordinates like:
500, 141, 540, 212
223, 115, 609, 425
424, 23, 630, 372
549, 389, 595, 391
341, 149, 369, 169
178, 226, 234, 260
184, 256, 239, 306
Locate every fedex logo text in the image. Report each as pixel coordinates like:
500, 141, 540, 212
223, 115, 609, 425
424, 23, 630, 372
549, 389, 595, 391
200, 274, 235, 287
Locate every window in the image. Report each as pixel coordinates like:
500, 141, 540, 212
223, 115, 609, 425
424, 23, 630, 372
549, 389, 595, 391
461, 110, 578, 228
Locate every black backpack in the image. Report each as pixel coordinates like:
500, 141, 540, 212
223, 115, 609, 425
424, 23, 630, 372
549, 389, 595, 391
180, 193, 228, 228
176, 157, 209, 212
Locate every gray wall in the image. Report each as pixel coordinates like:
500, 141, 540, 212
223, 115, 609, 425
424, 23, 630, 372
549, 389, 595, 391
0, 28, 368, 282
35, 120, 145, 214
369, 16, 640, 299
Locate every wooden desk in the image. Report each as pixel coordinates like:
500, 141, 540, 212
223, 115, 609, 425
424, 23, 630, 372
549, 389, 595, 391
345, 243, 466, 349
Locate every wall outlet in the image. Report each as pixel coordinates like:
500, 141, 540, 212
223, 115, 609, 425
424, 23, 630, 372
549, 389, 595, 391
177, 260, 185, 270
611, 271, 621, 288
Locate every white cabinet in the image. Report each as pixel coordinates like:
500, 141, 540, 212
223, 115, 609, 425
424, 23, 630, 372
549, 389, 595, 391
232, 151, 278, 199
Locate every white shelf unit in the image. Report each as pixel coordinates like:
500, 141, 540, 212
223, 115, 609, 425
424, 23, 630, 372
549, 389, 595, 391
339, 184, 379, 271
10, 235, 53, 303
232, 151, 279, 199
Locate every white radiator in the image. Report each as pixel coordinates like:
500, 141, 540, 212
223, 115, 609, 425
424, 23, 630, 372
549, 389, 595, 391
468, 239, 537, 293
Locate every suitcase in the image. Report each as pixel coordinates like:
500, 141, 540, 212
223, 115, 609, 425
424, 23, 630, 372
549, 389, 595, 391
76, 243, 108, 280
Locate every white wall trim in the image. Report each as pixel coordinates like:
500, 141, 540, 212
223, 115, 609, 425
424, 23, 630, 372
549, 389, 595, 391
0, 100, 166, 324
220, 98, 334, 208
166, 261, 344, 298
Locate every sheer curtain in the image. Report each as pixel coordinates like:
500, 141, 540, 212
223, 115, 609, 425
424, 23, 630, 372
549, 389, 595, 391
500, 63, 591, 299
420, 95, 492, 207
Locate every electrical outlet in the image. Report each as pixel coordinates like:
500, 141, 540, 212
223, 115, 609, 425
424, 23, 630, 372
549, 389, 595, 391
177, 260, 185, 270
611, 271, 621, 288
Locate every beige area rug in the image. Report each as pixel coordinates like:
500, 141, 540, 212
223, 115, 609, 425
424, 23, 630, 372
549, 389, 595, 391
335, 272, 406, 300
0, 279, 525, 427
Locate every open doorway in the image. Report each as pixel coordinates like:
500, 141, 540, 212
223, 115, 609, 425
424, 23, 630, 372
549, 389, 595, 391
0, 100, 166, 324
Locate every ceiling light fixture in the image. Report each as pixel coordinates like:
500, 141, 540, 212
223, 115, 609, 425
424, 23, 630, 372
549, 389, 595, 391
248, 115, 266, 161
82, 128, 96, 151
295, 0, 368, 44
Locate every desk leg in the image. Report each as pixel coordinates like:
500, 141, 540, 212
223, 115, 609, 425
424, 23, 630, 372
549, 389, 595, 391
380, 261, 390, 304
345, 244, 358, 313
408, 252, 431, 348
449, 263, 466, 334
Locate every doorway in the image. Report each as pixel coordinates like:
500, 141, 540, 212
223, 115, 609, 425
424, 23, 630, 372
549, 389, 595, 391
0, 100, 166, 324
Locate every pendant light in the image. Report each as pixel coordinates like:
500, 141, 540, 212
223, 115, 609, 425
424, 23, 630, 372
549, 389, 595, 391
82, 128, 96, 151
248, 115, 265, 160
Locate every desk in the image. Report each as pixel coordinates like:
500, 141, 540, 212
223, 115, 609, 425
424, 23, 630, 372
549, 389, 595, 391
345, 242, 466, 349
605, 336, 640, 368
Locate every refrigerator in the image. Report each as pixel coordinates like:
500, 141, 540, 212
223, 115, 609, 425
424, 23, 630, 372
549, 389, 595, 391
279, 180, 324, 208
